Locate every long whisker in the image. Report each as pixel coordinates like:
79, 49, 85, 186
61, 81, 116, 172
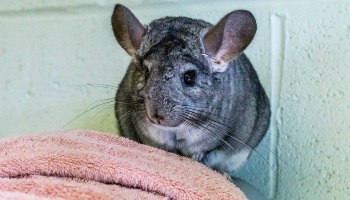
87, 83, 118, 90
179, 106, 304, 182
175, 112, 232, 153
178, 107, 282, 178
181, 104, 300, 148
62, 99, 115, 128
91, 103, 115, 119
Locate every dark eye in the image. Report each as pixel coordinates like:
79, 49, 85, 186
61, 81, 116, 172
183, 70, 196, 86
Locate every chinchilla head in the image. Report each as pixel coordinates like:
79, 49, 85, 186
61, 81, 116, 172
112, 4, 257, 129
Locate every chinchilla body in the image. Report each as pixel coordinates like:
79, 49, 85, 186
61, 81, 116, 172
113, 5, 270, 175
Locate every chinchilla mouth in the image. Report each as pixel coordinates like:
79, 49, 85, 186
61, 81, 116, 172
145, 113, 183, 128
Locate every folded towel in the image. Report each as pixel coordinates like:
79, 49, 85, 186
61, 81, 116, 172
0, 130, 246, 200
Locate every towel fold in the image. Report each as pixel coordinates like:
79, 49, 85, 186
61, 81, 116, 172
0, 130, 246, 200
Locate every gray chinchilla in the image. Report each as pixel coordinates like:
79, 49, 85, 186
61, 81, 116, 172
111, 4, 271, 176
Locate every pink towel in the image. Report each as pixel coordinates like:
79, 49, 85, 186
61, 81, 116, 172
0, 130, 246, 200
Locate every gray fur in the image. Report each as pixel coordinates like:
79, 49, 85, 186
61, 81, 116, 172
113, 4, 270, 175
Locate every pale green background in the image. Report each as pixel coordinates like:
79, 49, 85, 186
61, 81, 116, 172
0, 0, 349, 199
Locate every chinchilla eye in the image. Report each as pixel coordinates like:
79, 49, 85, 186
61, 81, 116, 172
183, 70, 196, 86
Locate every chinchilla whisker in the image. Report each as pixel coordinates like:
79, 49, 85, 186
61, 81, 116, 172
180, 104, 226, 113
116, 96, 143, 104
182, 115, 286, 181
115, 101, 144, 109
179, 110, 244, 154
175, 111, 230, 152
118, 112, 142, 140
90, 103, 115, 119
180, 106, 252, 127
89, 99, 114, 109
87, 83, 119, 90
180, 106, 238, 125
114, 107, 133, 114
216, 123, 302, 181
189, 111, 303, 181
181, 120, 226, 152
265, 132, 302, 148
118, 111, 135, 126
117, 110, 134, 122
186, 113, 253, 154
117, 87, 143, 95
62, 99, 115, 129
182, 117, 233, 153
180, 108, 252, 138
180, 109, 281, 174
180, 107, 273, 152
89, 97, 115, 105
183, 106, 301, 147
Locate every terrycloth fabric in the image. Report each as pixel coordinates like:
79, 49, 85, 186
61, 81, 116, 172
0, 130, 247, 200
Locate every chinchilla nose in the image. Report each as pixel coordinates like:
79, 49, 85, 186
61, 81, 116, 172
153, 112, 165, 125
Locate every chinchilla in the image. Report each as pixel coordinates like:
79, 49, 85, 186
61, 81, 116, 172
111, 4, 271, 176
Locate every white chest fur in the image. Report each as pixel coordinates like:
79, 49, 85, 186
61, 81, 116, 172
141, 122, 210, 156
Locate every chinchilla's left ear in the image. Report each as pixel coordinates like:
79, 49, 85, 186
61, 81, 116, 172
111, 4, 145, 57
203, 10, 257, 72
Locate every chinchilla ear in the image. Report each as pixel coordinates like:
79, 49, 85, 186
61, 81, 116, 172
203, 10, 257, 72
111, 4, 145, 56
